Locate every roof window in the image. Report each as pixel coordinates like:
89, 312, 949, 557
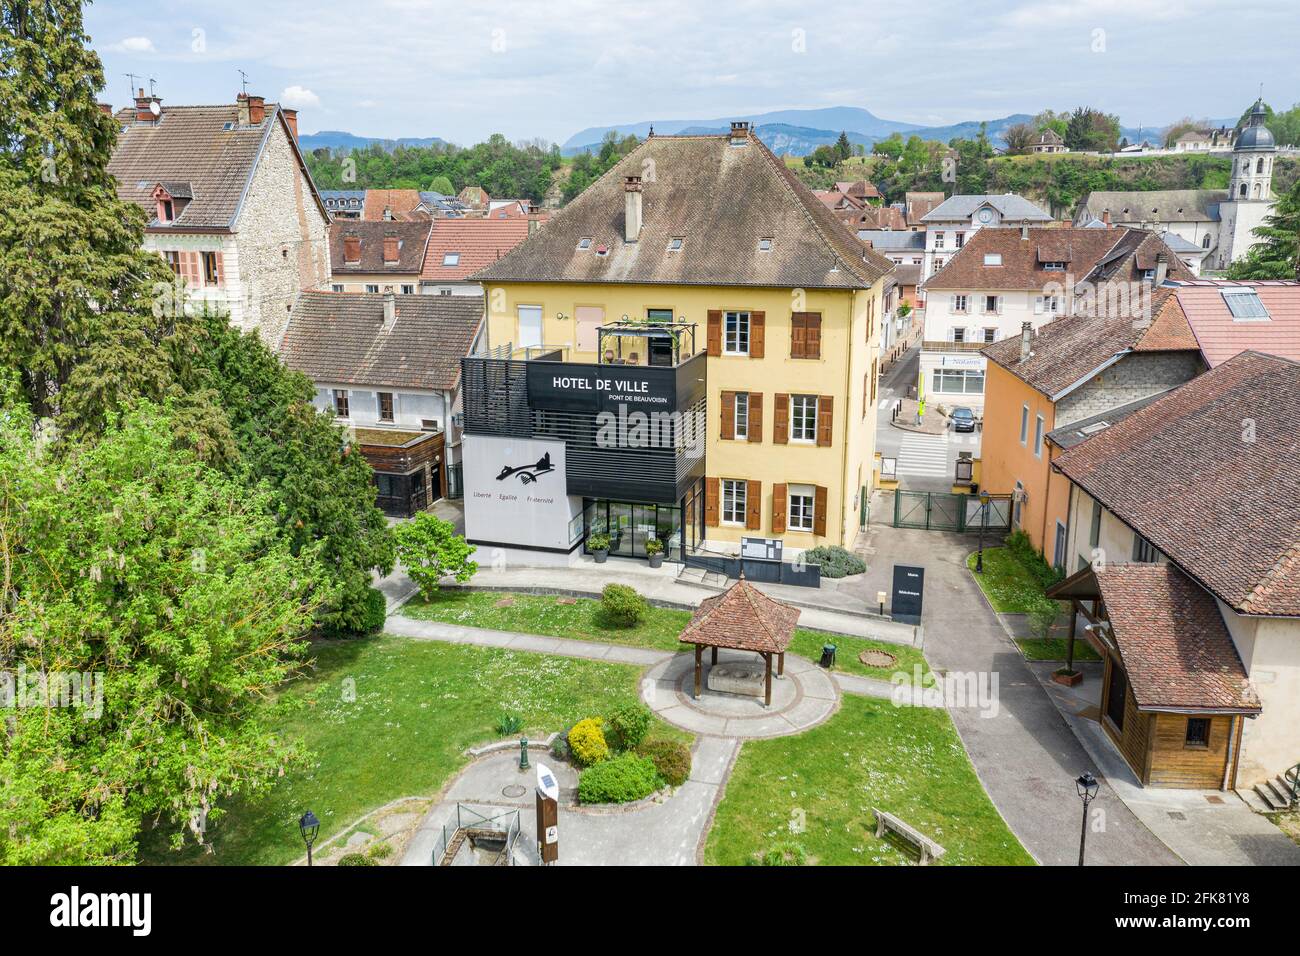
983, 253, 1003, 266
758, 238, 773, 251
442, 252, 460, 266
1222, 288, 1270, 320
667, 237, 684, 252
578, 237, 592, 250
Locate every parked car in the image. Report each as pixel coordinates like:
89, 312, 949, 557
950, 407, 977, 432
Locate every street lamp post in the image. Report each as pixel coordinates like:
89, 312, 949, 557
976, 491, 991, 573
299, 810, 320, 867
1075, 773, 1098, 866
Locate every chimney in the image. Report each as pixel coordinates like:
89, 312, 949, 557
281, 107, 298, 141
1101, 209, 1111, 227
246, 94, 266, 125
729, 121, 750, 145
1020, 219, 1030, 240
343, 235, 361, 263
624, 175, 643, 243
528, 217, 540, 235
383, 235, 399, 263
134, 88, 159, 123
1019, 321, 1033, 363
382, 288, 396, 330
98, 102, 113, 116
383, 205, 394, 222
1154, 251, 1168, 286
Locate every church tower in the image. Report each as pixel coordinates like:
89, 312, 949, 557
1217, 99, 1276, 269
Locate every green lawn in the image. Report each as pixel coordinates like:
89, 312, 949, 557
704, 695, 1033, 866
1015, 638, 1101, 662
402, 589, 930, 683
139, 636, 685, 866
966, 547, 1050, 613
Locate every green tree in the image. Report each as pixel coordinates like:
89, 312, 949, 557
393, 513, 477, 599
0, 0, 204, 436
1226, 177, 1300, 279
1064, 107, 1121, 152
190, 312, 395, 632
428, 174, 454, 195
0, 395, 325, 863
834, 131, 852, 163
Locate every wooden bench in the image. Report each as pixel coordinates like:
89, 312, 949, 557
872, 808, 946, 865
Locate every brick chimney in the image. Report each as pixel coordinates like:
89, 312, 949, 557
1101, 209, 1111, 227
134, 88, 159, 123
1019, 321, 1033, 363
98, 102, 113, 116
624, 175, 643, 243
247, 95, 265, 125
343, 235, 361, 263
281, 107, 298, 141
382, 288, 397, 330
383, 235, 399, 264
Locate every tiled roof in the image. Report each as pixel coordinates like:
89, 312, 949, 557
677, 578, 801, 653
329, 220, 432, 274
1085, 564, 1259, 712
1076, 189, 1227, 224
279, 292, 483, 390
859, 229, 925, 251
473, 131, 894, 289
1169, 280, 1300, 367
109, 103, 316, 229
893, 263, 922, 287
421, 218, 533, 282
1053, 351, 1300, 616
363, 189, 426, 221
905, 191, 945, 226
921, 193, 1053, 223
833, 180, 882, 199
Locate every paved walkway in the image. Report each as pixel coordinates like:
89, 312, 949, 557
850, 519, 1181, 866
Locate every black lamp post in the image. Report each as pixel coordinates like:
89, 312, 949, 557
1075, 772, 1098, 866
975, 491, 991, 573
299, 810, 320, 867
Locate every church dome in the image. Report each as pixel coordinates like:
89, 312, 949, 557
1236, 100, 1276, 150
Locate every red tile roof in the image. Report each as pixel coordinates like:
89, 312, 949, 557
1053, 350, 1300, 616
329, 220, 432, 274
677, 578, 800, 653
421, 218, 533, 282
1075, 564, 1259, 712
1168, 280, 1300, 367
363, 189, 426, 221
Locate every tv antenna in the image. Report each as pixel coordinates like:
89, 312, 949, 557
238, 69, 250, 96
124, 72, 140, 99
148, 76, 157, 97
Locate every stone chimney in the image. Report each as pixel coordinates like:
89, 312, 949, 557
281, 107, 298, 141
382, 288, 397, 330
730, 121, 751, 145
1020, 219, 1030, 240
528, 217, 540, 235
134, 88, 159, 123
624, 175, 643, 243
343, 235, 361, 263
1019, 321, 1033, 363
383, 235, 399, 263
1155, 251, 1168, 285
237, 93, 250, 125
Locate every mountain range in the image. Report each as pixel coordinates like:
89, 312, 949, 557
298, 129, 449, 153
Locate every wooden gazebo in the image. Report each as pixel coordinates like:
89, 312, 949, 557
678, 576, 801, 707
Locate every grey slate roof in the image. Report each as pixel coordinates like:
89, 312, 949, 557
474, 132, 894, 289
1076, 189, 1227, 224
920, 193, 1053, 223
280, 292, 483, 391
859, 229, 926, 251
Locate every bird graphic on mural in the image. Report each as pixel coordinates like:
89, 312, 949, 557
496, 452, 554, 484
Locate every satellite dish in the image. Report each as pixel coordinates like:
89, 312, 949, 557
148, 100, 161, 117
535, 762, 559, 801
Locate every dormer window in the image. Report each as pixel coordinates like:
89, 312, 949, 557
578, 237, 592, 250
160, 198, 174, 222
1042, 261, 1066, 270
667, 237, 684, 252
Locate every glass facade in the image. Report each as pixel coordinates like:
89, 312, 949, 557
580, 479, 705, 562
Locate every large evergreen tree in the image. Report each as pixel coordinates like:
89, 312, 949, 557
0, 0, 204, 436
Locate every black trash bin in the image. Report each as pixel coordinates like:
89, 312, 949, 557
818, 644, 837, 668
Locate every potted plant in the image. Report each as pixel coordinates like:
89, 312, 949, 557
645, 538, 664, 569
588, 533, 610, 563
1052, 666, 1083, 687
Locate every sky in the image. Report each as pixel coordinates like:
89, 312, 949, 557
88, 0, 1300, 145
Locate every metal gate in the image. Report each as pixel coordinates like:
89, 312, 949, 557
892, 491, 1012, 533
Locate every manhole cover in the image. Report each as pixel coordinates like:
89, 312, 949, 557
859, 649, 898, 668
501, 784, 528, 799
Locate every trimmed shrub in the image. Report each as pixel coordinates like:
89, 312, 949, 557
637, 739, 691, 787
338, 852, 377, 866
606, 702, 653, 752
600, 583, 648, 626
551, 734, 572, 762
754, 841, 807, 866
330, 585, 387, 636
577, 753, 661, 804
802, 546, 866, 579
567, 717, 609, 766
1028, 597, 1062, 640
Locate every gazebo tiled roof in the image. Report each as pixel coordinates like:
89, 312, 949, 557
678, 577, 801, 654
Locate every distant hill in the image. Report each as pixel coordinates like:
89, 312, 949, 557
299, 130, 449, 153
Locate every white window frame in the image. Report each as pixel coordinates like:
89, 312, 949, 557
724, 311, 750, 355
517, 305, 544, 349
332, 389, 350, 419
365, 284, 380, 294
1033, 414, 1045, 457
721, 479, 747, 525
951, 294, 968, 313
983, 294, 1000, 314
376, 391, 395, 423
734, 392, 749, 440
788, 484, 815, 532
1019, 404, 1030, 445
790, 395, 818, 442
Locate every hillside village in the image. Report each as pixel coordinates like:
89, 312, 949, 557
4, 0, 1300, 890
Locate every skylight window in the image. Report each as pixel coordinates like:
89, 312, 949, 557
983, 253, 1003, 266
758, 238, 773, 251
442, 252, 460, 266
1222, 288, 1270, 320
667, 237, 684, 252
577, 237, 592, 250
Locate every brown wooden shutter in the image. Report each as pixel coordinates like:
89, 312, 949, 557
750, 311, 765, 358
816, 395, 833, 447
705, 477, 719, 527
806, 313, 822, 359
746, 480, 761, 530
706, 310, 722, 357
748, 392, 763, 443
212, 252, 224, 287
870, 360, 878, 403
182, 251, 200, 288
772, 483, 787, 534
773, 393, 789, 445
813, 485, 828, 537
790, 312, 806, 359
720, 391, 735, 440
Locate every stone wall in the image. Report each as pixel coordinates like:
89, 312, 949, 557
1056, 351, 1202, 426
234, 115, 330, 344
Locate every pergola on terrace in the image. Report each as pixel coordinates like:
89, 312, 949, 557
677, 576, 801, 707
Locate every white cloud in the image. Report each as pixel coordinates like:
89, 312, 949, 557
112, 36, 156, 53
280, 85, 322, 110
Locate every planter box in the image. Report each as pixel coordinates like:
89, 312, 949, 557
1052, 670, 1083, 687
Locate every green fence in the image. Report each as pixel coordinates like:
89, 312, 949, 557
892, 491, 1013, 533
